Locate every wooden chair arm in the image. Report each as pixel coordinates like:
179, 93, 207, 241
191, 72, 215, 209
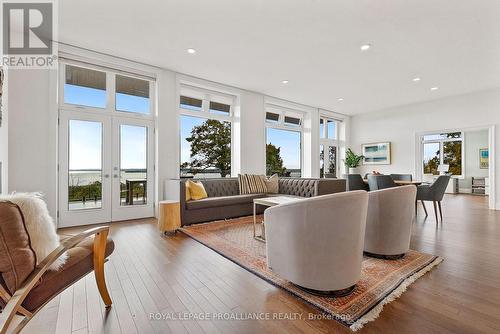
0, 226, 110, 334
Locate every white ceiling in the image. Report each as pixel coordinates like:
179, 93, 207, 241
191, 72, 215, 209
59, 0, 500, 115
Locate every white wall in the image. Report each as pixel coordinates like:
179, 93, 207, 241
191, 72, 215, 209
0, 68, 7, 194
350, 89, 500, 209
7, 69, 58, 215
461, 130, 489, 192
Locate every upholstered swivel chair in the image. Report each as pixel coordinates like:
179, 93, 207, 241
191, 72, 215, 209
367, 175, 397, 191
390, 174, 412, 181
347, 174, 369, 191
416, 175, 450, 222
265, 191, 368, 296
0, 201, 114, 334
364, 186, 416, 259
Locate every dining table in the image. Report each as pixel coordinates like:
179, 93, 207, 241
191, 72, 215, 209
363, 179, 423, 186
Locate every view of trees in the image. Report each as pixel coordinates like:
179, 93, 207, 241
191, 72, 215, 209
266, 143, 287, 176
181, 119, 232, 177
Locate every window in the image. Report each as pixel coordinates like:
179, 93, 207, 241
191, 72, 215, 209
62, 63, 155, 116
422, 132, 463, 176
180, 115, 231, 178
319, 116, 339, 177
180, 96, 203, 111
64, 65, 106, 108
115, 75, 150, 114
178, 85, 235, 178
266, 127, 301, 177
265, 105, 303, 177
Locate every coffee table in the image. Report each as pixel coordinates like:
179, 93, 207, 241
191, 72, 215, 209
253, 196, 304, 242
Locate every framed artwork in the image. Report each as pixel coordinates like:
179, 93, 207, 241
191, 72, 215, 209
479, 148, 489, 169
362, 142, 391, 165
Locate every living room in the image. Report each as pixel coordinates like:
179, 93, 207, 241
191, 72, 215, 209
1, 1, 500, 333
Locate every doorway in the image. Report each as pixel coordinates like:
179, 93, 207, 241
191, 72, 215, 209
57, 61, 156, 227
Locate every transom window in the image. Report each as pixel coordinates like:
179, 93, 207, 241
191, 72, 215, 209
61, 63, 154, 116
422, 132, 463, 177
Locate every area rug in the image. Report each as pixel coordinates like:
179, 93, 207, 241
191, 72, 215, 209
180, 216, 443, 331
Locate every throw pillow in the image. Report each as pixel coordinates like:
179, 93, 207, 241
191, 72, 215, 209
185, 181, 192, 201
187, 180, 208, 200
264, 174, 279, 194
0, 192, 67, 271
238, 174, 268, 195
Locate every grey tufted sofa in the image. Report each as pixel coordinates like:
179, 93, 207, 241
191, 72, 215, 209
180, 177, 346, 225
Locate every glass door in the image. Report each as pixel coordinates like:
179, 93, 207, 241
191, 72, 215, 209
58, 111, 112, 227
111, 117, 154, 221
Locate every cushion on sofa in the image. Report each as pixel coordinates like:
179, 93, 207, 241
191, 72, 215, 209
186, 194, 266, 210
238, 174, 267, 195
187, 180, 208, 200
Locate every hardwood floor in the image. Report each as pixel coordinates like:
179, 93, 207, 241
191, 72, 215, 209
24, 194, 500, 334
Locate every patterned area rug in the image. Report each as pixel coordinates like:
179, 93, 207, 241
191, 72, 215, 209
180, 216, 443, 331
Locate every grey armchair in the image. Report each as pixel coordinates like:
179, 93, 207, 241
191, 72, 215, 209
416, 175, 451, 222
364, 186, 416, 259
390, 174, 412, 181
347, 174, 369, 191
265, 191, 368, 296
367, 175, 397, 191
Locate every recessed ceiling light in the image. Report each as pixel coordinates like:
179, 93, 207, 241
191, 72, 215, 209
282, 80, 289, 84
360, 44, 371, 51
337, 97, 344, 102
412, 77, 421, 82
430, 86, 439, 91
187, 48, 196, 54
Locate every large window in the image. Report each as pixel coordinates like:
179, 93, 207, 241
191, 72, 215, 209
319, 116, 339, 178
179, 85, 234, 178
265, 106, 303, 177
422, 132, 463, 176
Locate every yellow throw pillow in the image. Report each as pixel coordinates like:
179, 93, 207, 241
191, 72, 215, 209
187, 180, 208, 200
185, 181, 192, 201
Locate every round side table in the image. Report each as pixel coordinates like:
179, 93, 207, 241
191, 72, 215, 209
158, 200, 181, 235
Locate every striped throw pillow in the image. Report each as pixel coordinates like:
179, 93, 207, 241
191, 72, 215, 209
238, 174, 268, 195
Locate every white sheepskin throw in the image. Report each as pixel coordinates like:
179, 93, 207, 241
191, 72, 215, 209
0, 193, 67, 271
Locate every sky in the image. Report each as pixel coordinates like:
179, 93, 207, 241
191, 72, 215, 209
66, 84, 148, 170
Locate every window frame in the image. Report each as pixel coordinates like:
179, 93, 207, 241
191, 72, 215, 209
59, 61, 156, 120
264, 104, 304, 177
178, 84, 236, 178
421, 131, 464, 178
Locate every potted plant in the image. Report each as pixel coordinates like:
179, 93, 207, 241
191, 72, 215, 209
345, 148, 364, 174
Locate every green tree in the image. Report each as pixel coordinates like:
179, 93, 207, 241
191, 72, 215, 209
182, 119, 231, 177
266, 143, 287, 176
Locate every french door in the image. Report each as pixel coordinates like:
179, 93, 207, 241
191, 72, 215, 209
58, 110, 154, 227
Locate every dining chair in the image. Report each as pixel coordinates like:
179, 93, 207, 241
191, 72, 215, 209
347, 174, 369, 191
390, 174, 412, 181
367, 175, 397, 191
416, 175, 451, 223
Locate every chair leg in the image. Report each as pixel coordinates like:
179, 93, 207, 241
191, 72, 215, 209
421, 200, 428, 216
438, 201, 443, 221
433, 201, 439, 223
93, 230, 112, 307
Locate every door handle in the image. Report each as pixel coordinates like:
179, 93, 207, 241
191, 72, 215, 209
104, 174, 110, 178
113, 174, 118, 178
